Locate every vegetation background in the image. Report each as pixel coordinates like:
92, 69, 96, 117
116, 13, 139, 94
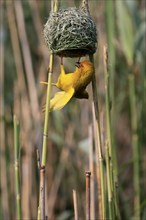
0, 0, 145, 219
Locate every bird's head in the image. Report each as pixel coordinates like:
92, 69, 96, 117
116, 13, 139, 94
75, 60, 94, 73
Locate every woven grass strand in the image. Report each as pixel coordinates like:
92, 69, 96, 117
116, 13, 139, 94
44, 7, 97, 57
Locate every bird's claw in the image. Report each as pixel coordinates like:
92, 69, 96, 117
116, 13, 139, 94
40, 81, 48, 85
40, 81, 56, 87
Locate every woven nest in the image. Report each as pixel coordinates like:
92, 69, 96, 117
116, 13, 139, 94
44, 7, 97, 57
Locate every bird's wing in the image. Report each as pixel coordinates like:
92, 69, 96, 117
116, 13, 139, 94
49, 88, 75, 111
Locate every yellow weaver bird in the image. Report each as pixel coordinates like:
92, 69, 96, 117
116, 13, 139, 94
41, 60, 94, 111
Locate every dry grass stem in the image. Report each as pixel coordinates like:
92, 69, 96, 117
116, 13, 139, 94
73, 190, 79, 220
88, 125, 95, 220
0, 2, 10, 218
13, 115, 21, 220
14, 0, 41, 125
85, 171, 91, 220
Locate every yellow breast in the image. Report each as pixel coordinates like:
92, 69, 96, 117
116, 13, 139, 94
56, 60, 94, 93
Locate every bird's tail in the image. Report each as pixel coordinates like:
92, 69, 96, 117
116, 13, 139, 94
43, 88, 74, 112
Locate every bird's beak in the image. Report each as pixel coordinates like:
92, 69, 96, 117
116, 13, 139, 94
75, 61, 80, 68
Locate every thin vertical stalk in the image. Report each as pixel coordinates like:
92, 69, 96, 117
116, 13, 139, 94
14, 0, 41, 124
103, 46, 114, 196
103, 47, 112, 157
40, 167, 45, 220
13, 115, 21, 220
38, 55, 53, 220
7, 1, 33, 217
81, 0, 90, 14
0, 1, 10, 218
38, 38, 53, 220
89, 125, 95, 220
41, 0, 58, 167
141, 63, 146, 211
105, 2, 119, 207
90, 55, 106, 220
92, 105, 106, 220
103, 47, 121, 219
86, 171, 91, 220
41, 55, 53, 167
73, 190, 79, 220
87, 7, 106, 220
105, 0, 115, 103
129, 74, 140, 220
38, 1, 58, 219
105, 142, 113, 220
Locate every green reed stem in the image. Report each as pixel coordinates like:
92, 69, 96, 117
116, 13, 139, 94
129, 74, 140, 220
41, 55, 53, 166
105, 0, 115, 103
105, 142, 113, 219
37, 55, 53, 220
103, 47, 112, 158
38, 1, 58, 219
105, 0, 119, 192
103, 47, 121, 219
13, 115, 21, 220
38, 55, 53, 220
37, 207, 41, 220
90, 54, 106, 220
41, 0, 58, 169
103, 47, 115, 219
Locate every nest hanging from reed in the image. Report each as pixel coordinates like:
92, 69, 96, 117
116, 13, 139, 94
44, 7, 97, 57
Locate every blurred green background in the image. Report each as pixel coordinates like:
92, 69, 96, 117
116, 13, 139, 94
0, 0, 145, 219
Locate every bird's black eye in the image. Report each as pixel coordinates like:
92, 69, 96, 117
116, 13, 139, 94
75, 61, 81, 68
